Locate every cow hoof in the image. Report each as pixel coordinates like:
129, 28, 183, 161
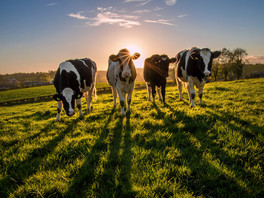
126, 110, 131, 115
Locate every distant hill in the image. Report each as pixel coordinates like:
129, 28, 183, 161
96, 68, 175, 83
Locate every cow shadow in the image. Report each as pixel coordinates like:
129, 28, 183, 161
64, 109, 134, 197
164, 103, 262, 197
0, 117, 82, 197
138, 103, 255, 197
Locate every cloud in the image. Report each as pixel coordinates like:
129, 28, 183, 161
165, 0, 177, 6
85, 7, 141, 28
133, 9, 152, 14
145, 19, 175, 26
47, 2, 58, 6
68, 12, 88, 20
178, 14, 187, 18
124, 0, 152, 6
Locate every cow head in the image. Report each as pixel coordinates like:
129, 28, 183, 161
190, 48, 221, 77
109, 48, 140, 80
53, 88, 83, 116
150, 54, 176, 77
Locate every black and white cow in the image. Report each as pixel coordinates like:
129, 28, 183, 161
144, 54, 176, 103
175, 47, 221, 107
53, 58, 97, 121
107, 48, 140, 117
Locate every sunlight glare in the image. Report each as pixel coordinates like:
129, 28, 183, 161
123, 44, 145, 68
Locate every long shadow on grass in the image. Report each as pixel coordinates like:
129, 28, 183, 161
1, 120, 55, 159
0, 117, 81, 197
98, 114, 134, 197
65, 112, 134, 197
164, 104, 262, 197
64, 109, 116, 197
140, 104, 252, 197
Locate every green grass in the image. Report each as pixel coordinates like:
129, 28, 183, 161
0, 82, 148, 103
0, 78, 263, 197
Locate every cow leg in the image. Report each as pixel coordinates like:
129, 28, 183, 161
111, 86, 117, 108
157, 87, 162, 102
176, 78, 183, 101
56, 101, 62, 121
76, 98, 83, 117
146, 83, 151, 101
151, 84, 156, 103
116, 87, 126, 117
188, 79, 196, 107
127, 87, 134, 114
86, 89, 93, 113
161, 84, 166, 103
198, 86, 204, 105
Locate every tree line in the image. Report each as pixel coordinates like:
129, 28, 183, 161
1, 47, 263, 90
0, 71, 56, 89
211, 48, 248, 81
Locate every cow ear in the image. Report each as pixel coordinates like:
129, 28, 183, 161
109, 54, 120, 62
212, 51, 221, 59
132, 53, 140, 60
190, 52, 200, 61
75, 92, 83, 99
53, 94, 62, 101
170, 58, 177, 63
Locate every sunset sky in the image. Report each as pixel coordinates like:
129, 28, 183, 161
1, 0, 264, 74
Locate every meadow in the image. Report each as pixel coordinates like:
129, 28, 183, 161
0, 78, 263, 197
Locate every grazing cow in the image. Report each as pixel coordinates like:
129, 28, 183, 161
53, 58, 97, 121
175, 47, 221, 107
144, 54, 176, 103
107, 48, 140, 117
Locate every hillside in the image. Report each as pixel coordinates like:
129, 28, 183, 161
0, 78, 263, 197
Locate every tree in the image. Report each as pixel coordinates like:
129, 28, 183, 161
218, 48, 232, 81
213, 48, 248, 80
230, 48, 248, 79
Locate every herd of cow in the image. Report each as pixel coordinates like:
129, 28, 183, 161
53, 47, 221, 121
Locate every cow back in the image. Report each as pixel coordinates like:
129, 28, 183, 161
67, 59, 93, 89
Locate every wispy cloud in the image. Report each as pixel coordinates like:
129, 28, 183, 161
145, 19, 175, 26
178, 14, 187, 18
132, 7, 163, 14
124, 0, 152, 6
165, 0, 177, 6
47, 2, 58, 7
68, 12, 88, 20
86, 7, 141, 28
133, 9, 152, 14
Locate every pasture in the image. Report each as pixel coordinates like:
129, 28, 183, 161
0, 78, 263, 197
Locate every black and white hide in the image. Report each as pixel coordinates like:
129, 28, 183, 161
106, 48, 140, 117
144, 54, 176, 103
175, 47, 221, 107
53, 58, 97, 121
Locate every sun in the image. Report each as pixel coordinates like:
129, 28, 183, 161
123, 44, 146, 68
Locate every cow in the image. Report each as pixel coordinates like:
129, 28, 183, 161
107, 48, 140, 117
175, 47, 221, 107
53, 58, 97, 121
144, 54, 176, 103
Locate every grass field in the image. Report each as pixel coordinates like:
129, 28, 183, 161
0, 82, 110, 103
0, 78, 263, 197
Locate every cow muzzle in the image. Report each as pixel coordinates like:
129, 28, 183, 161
122, 71, 131, 78
68, 111, 75, 116
204, 71, 211, 77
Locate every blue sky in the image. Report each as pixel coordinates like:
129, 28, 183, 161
0, 0, 264, 74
